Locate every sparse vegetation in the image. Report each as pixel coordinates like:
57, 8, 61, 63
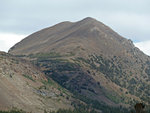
0, 109, 26, 113
49, 108, 97, 113
23, 74, 35, 82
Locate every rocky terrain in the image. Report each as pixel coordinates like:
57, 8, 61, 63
0, 52, 73, 113
9, 17, 150, 112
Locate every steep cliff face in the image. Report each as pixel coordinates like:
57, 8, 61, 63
9, 17, 150, 109
0, 52, 72, 113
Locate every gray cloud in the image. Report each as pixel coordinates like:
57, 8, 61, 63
0, 0, 149, 42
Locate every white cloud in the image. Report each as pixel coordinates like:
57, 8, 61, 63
134, 41, 150, 56
0, 33, 26, 52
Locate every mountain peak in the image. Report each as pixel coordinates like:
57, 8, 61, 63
82, 17, 97, 21
79, 17, 98, 24
8, 17, 150, 111
9, 17, 129, 56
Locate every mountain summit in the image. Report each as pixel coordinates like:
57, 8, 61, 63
9, 17, 150, 111
9, 17, 131, 57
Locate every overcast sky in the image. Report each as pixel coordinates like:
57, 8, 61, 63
0, 0, 150, 55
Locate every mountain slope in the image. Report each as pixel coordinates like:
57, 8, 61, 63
9, 17, 132, 56
9, 17, 150, 110
0, 52, 73, 113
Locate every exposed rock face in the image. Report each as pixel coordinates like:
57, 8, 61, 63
9, 17, 150, 109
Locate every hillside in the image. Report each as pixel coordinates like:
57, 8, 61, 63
0, 51, 73, 113
9, 17, 150, 112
